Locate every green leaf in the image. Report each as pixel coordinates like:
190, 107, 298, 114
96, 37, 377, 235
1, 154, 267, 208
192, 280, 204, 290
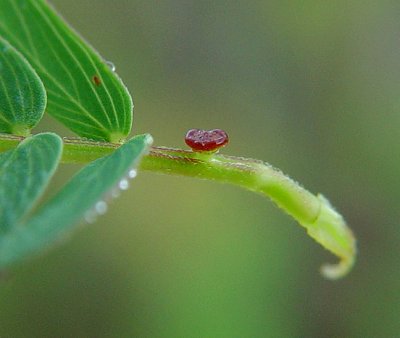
0, 134, 153, 268
0, 37, 46, 136
0, 133, 62, 233
0, 0, 133, 142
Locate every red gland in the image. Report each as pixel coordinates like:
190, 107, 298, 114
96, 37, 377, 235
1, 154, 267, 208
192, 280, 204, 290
185, 129, 229, 152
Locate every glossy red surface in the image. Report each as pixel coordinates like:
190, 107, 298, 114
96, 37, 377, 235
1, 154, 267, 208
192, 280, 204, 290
185, 129, 229, 152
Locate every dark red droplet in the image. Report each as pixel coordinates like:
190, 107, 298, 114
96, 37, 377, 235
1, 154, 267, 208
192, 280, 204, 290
185, 129, 229, 152
92, 75, 101, 86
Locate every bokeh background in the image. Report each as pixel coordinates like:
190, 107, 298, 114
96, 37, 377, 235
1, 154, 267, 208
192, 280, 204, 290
0, 1, 399, 337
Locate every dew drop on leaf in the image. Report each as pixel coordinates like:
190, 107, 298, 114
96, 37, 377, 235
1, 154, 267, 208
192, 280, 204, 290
95, 200, 108, 215
105, 61, 116, 72
118, 179, 129, 190
110, 188, 121, 199
84, 209, 97, 224
128, 169, 137, 179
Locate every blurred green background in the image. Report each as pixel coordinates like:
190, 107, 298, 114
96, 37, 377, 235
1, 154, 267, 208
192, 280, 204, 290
0, 0, 398, 337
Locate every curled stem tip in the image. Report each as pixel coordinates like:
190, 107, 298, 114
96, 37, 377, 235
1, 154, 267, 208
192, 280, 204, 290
141, 147, 357, 279
307, 195, 356, 279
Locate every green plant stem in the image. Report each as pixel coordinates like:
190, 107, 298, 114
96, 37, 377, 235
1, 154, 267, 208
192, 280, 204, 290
0, 133, 356, 279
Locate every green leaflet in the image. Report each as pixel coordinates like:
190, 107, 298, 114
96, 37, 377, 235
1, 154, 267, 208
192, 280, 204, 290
0, 0, 133, 142
0, 1, 151, 269
0, 134, 153, 268
0, 133, 62, 233
0, 37, 46, 136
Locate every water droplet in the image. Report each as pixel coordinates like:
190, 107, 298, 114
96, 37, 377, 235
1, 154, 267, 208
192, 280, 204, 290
95, 201, 108, 215
118, 179, 129, 190
106, 61, 116, 72
145, 135, 154, 146
84, 209, 97, 224
111, 187, 121, 198
128, 169, 137, 179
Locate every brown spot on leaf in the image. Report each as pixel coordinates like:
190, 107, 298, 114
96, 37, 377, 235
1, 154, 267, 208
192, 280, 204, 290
92, 75, 101, 86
